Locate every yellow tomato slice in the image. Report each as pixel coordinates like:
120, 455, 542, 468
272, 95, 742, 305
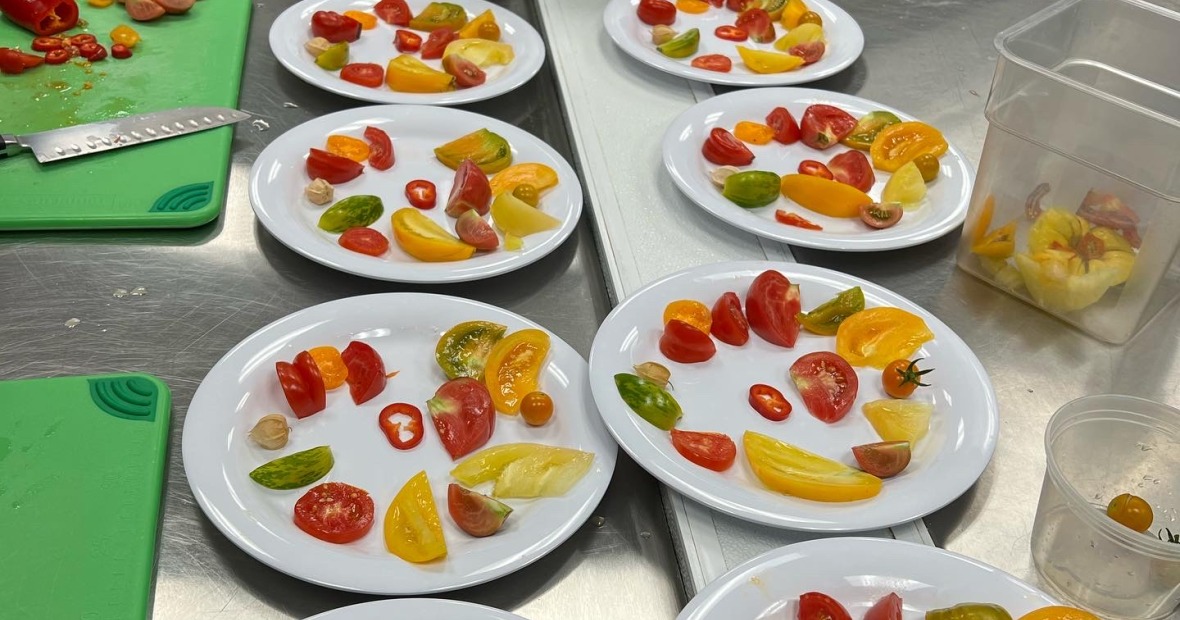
773, 23, 823, 51
676, 0, 710, 13
308, 345, 348, 390
489, 163, 559, 196
869, 121, 948, 173
391, 208, 476, 262
384, 470, 447, 563
386, 55, 456, 93
457, 9, 498, 39
743, 431, 882, 502
736, 46, 805, 74
326, 135, 370, 163
733, 121, 776, 145
484, 329, 551, 414
835, 307, 934, 369
449, 443, 595, 498
862, 399, 932, 445
663, 299, 712, 333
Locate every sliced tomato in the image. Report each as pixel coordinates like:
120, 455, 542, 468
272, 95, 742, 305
311, 10, 362, 43
306, 148, 364, 184
374, 0, 411, 25
637, 0, 676, 25
443, 54, 486, 88
863, 593, 903, 620
775, 210, 823, 230
444, 158, 492, 217
363, 126, 394, 171
691, 54, 732, 72
660, 319, 717, 364
766, 106, 800, 145
798, 159, 833, 179
710, 291, 749, 346
789, 40, 825, 65
735, 8, 775, 43
828, 150, 875, 192
455, 210, 499, 250
800, 104, 857, 150
339, 227, 390, 256
394, 29, 422, 52
31, 36, 63, 51
294, 482, 375, 544
745, 270, 801, 348
379, 403, 425, 450
714, 25, 748, 42
420, 27, 457, 60
406, 179, 437, 209
749, 384, 791, 421
448, 484, 512, 537
275, 351, 327, 419
725, 0, 757, 10
341, 341, 387, 405
859, 202, 902, 229
852, 442, 911, 479
789, 351, 858, 423
427, 378, 495, 460
340, 62, 384, 88
702, 127, 754, 167
671, 429, 736, 471
798, 592, 852, 620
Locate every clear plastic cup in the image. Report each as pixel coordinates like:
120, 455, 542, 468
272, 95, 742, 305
1032, 395, 1180, 619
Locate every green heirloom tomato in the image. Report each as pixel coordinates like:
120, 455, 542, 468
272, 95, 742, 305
435, 320, 507, 380
615, 373, 682, 430
723, 170, 781, 208
315, 41, 349, 71
249, 445, 334, 490
796, 286, 865, 335
925, 603, 1013, 620
318, 195, 383, 233
842, 111, 902, 150
657, 28, 700, 59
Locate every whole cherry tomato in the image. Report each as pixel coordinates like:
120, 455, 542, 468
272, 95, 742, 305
735, 8, 774, 43
691, 54, 732, 72
828, 150, 874, 192
745, 270, 801, 347
714, 25, 747, 42
637, 0, 676, 26
702, 127, 754, 166
394, 29, 421, 52
1107, 493, 1154, 533
379, 403, 425, 450
306, 148, 364, 184
800, 104, 858, 150
363, 125, 394, 171
420, 27, 456, 60
798, 160, 833, 179
766, 106, 800, 145
311, 10, 362, 43
405, 180, 437, 209
338, 227, 390, 256
710, 291, 749, 346
881, 358, 932, 398
749, 384, 791, 421
671, 429, 736, 472
374, 0, 411, 25
520, 391, 554, 426
660, 319, 717, 364
340, 62, 384, 88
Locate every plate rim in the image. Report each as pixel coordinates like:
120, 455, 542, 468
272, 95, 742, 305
662, 87, 976, 252
269, 0, 547, 106
182, 292, 618, 595
588, 260, 999, 532
304, 598, 527, 620
248, 104, 584, 284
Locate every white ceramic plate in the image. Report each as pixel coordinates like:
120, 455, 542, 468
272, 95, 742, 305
250, 105, 582, 283
603, 0, 863, 86
588, 261, 998, 531
678, 538, 1058, 619
183, 293, 617, 594
270, 0, 545, 105
663, 88, 974, 252
306, 599, 526, 620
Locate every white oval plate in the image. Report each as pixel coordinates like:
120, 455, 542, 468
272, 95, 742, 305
250, 105, 582, 283
271, 0, 545, 105
588, 261, 998, 531
183, 293, 617, 594
603, 0, 863, 86
679, 538, 1058, 619
306, 599, 526, 620
663, 88, 974, 252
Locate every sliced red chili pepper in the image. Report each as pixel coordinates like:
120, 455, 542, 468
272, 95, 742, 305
405, 179, 437, 209
714, 25, 748, 42
68, 33, 96, 46
775, 210, 823, 230
31, 36, 63, 51
379, 403, 425, 450
749, 383, 791, 421
43, 48, 69, 64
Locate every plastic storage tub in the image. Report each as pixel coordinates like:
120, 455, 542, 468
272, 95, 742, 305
956, 0, 1180, 343
1031, 395, 1180, 619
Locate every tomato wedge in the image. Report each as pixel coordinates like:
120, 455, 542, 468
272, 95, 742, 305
775, 210, 823, 230
828, 150, 875, 192
427, 377, 495, 460
340, 63, 384, 88
800, 104, 857, 150
671, 429, 736, 472
394, 29, 422, 52
406, 179, 437, 209
306, 148, 364, 184
374, 0, 411, 25
363, 126, 394, 171
341, 341, 387, 405
637, 0, 676, 25
420, 27, 457, 60
444, 158, 492, 217
789, 351, 858, 423
735, 8, 775, 43
702, 127, 754, 166
691, 54, 732, 72
311, 10, 362, 43
799, 592, 852, 620
864, 593, 903, 620
789, 40, 825, 65
714, 25, 748, 42
766, 106, 800, 145
710, 291, 749, 346
339, 227, 389, 256
379, 403, 425, 450
748, 384, 791, 421
745, 270, 801, 348
443, 53, 486, 88
294, 482, 375, 544
275, 351, 327, 419
660, 319, 717, 364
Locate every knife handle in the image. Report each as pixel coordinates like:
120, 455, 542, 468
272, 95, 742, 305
0, 134, 22, 160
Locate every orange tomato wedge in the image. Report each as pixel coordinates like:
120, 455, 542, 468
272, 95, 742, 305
489, 163, 559, 196
676, 0, 710, 13
384, 470, 447, 563
663, 299, 712, 333
744, 431, 882, 502
343, 10, 378, 29
326, 135, 370, 163
733, 121, 776, 145
484, 329, 551, 414
869, 121, 948, 173
835, 307, 934, 369
308, 345, 348, 389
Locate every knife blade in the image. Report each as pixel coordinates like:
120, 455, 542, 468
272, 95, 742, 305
0, 106, 252, 164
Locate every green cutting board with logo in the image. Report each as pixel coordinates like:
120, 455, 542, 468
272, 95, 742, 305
0, 1, 251, 229
0, 374, 170, 619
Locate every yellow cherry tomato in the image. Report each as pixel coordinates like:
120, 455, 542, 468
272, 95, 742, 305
798, 10, 822, 26
326, 134, 370, 163
110, 25, 141, 48
1107, 493, 1154, 533
676, 0, 711, 13
308, 346, 348, 390
343, 10, 378, 29
835, 307, 934, 369
520, 391, 554, 426
1018, 607, 1101, 620
733, 121, 776, 145
484, 329, 551, 414
663, 300, 711, 333
869, 121, 949, 173
384, 471, 447, 563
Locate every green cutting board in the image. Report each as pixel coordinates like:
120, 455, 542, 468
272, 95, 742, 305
0, 1, 251, 229
0, 374, 171, 619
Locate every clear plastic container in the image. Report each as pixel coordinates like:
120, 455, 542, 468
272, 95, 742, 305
1031, 395, 1180, 619
955, 0, 1180, 343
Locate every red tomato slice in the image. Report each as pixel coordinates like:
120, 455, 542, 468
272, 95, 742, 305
637, 0, 676, 25
828, 150, 875, 192
338, 227, 389, 256
745, 270, 801, 348
660, 319, 717, 364
374, 0, 411, 26
714, 25, 748, 42
671, 429, 736, 472
691, 54, 732, 73
798, 159, 833, 179
789, 351, 858, 423
748, 384, 791, 421
725, 0, 757, 10
306, 148, 364, 184
710, 291, 749, 346
800, 104, 857, 150
765, 106, 800, 145
363, 125, 394, 171
340, 62, 384, 88
379, 403, 425, 450
455, 210, 499, 250
311, 10, 362, 43
799, 592, 853, 620
448, 483, 511, 537
427, 378, 496, 460
394, 29, 422, 52
445, 159, 492, 217
735, 8, 775, 43
405, 179, 437, 209
789, 41, 825, 65
341, 341, 387, 405
443, 54, 487, 88
31, 36, 63, 51
775, 210, 823, 230
702, 127, 754, 167
275, 351, 327, 419
293, 482, 375, 544
863, 593, 903, 620
420, 27, 457, 60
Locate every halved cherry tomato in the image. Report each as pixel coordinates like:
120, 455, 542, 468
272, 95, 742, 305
859, 202, 902, 229
702, 127, 754, 166
789, 351, 858, 423
798, 160, 833, 179
746, 270, 801, 347
714, 25, 747, 42
311, 10, 363, 43
68, 34, 97, 46
660, 319, 717, 364
308, 346, 348, 390
710, 291, 749, 346
733, 121, 775, 145
294, 482, 375, 544
31, 36, 63, 51
800, 104, 857, 150
828, 150, 874, 192
749, 384, 791, 421
853, 442, 911, 478
405, 180, 437, 209
443, 53, 486, 88
663, 299, 712, 333
637, 0, 677, 25
788, 40, 825, 65
363, 126, 394, 171
341, 341, 387, 405
735, 8, 775, 43
374, 0, 411, 25
306, 148, 364, 184
799, 592, 853, 620
44, 48, 69, 64
420, 27, 457, 60
864, 593, 903, 620
775, 210, 823, 230
340, 62, 384, 88
276, 351, 327, 419
339, 227, 390, 256
671, 429, 736, 472
766, 106, 800, 144
691, 54, 732, 72
379, 403, 425, 450
394, 29, 422, 52
110, 43, 132, 59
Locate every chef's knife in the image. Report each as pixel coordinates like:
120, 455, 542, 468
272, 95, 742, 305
0, 106, 252, 163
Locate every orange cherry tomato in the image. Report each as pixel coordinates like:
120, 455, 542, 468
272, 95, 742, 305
733, 121, 776, 145
520, 391, 554, 426
308, 346, 349, 390
881, 358, 932, 399
662, 299, 712, 333
326, 134, 370, 163
676, 0, 710, 13
1107, 493, 1153, 533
